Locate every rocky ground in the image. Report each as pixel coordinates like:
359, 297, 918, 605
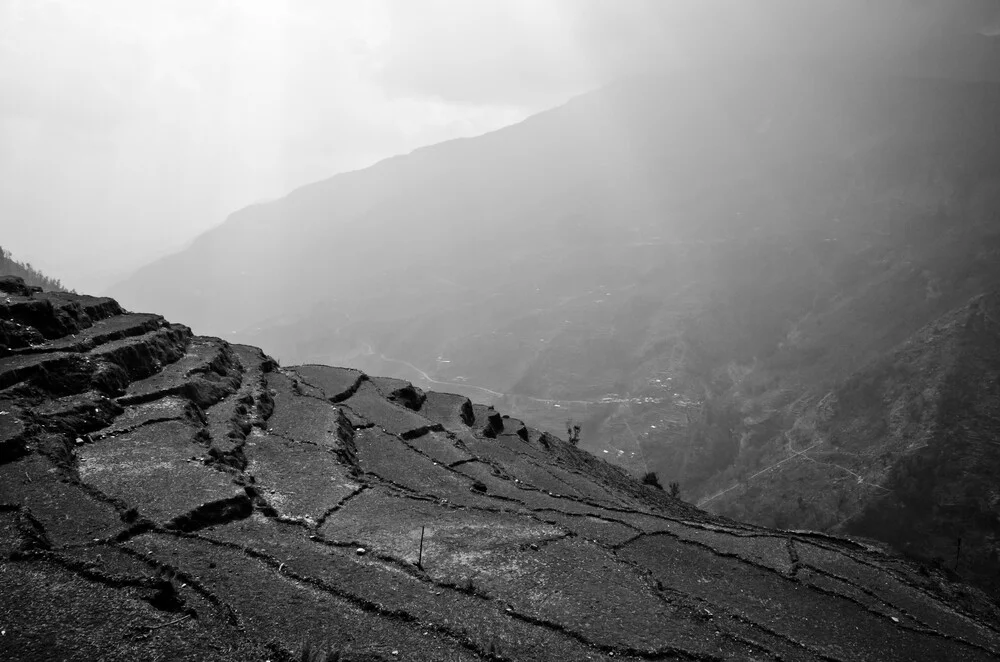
2, 275, 1000, 661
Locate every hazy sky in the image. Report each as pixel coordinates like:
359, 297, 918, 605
3, 0, 999, 292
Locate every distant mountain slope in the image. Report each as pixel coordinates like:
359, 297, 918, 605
0, 245, 68, 292
112, 65, 1000, 597
112, 65, 1000, 338
3, 277, 1000, 660
708, 292, 1000, 595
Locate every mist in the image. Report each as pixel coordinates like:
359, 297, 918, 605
3, 0, 999, 292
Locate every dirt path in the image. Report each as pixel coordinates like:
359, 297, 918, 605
367, 343, 611, 407
698, 441, 824, 507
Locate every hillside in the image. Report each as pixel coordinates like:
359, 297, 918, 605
113, 64, 969, 339
706, 292, 1000, 595
109, 67, 1000, 374
3, 276, 1000, 660
0, 245, 68, 292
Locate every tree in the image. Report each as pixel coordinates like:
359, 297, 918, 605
566, 420, 581, 446
641, 471, 663, 489
0, 247, 68, 292
669, 482, 681, 498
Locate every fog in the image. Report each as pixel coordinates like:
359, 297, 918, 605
3, 0, 999, 293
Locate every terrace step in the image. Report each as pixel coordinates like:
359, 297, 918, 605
9, 313, 166, 356
1, 290, 122, 341
118, 336, 240, 408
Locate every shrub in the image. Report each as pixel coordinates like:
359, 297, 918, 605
149, 567, 185, 612
641, 471, 663, 489
566, 421, 581, 445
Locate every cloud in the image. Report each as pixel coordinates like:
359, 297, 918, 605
2, 0, 999, 290
0, 0, 540, 289
373, 0, 1000, 107
0, 1, 149, 128
372, 1, 595, 107
977, 3, 1000, 35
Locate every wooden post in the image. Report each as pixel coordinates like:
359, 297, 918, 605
418, 526, 425, 569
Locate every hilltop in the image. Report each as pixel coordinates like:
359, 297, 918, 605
3, 276, 1000, 660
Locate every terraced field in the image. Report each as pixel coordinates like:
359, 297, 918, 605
2, 275, 999, 661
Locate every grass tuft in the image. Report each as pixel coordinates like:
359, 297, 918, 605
297, 638, 342, 662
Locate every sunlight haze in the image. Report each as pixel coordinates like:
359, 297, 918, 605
6, 0, 998, 292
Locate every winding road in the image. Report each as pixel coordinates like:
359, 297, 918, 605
372, 348, 506, 399
365, 342, 624, 407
